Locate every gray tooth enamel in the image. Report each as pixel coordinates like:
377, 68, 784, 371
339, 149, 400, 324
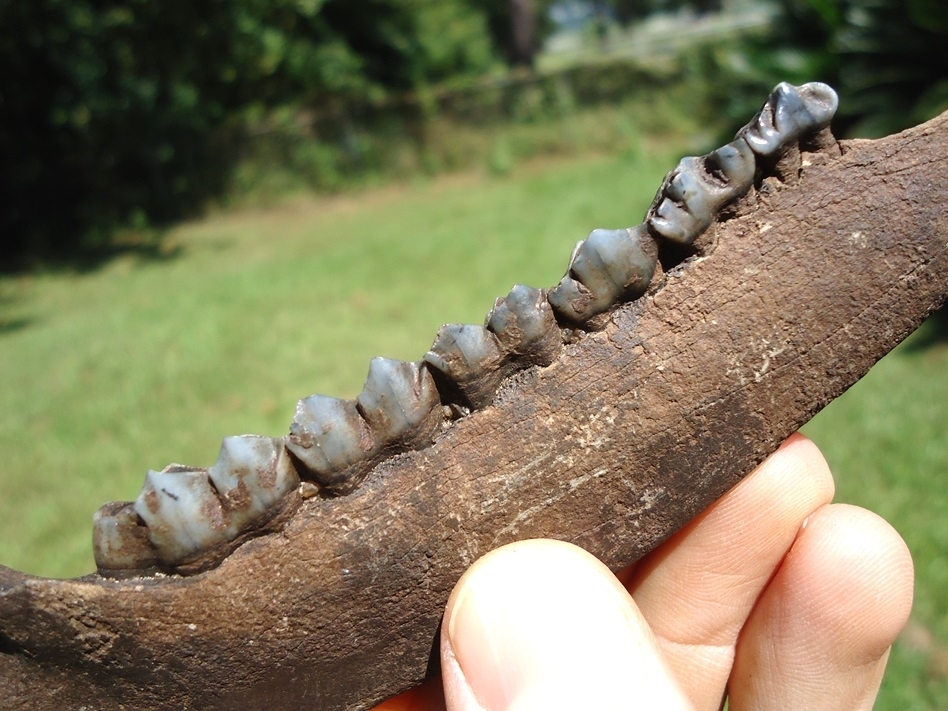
549, 226, 659, 324
647, 138, 756, 245
356, 357, 440, 442
286, 395, 375, 491
486, 284, 561, 364
739, 81, 839, 157
207, 435, 299, 535
134, 466, 228, 565
93, 501, 159, 574
424, 324, 505, 409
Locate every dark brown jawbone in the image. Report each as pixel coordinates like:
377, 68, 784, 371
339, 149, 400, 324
2, 112, 947, 710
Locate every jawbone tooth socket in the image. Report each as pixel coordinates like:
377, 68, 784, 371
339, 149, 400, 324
356, 357, 440, 441
133, 466, 228, 566
207, 435, 299, 535
93, 501, 159, 573
424, 324, 505, 409
739, 81, 839, 157
647, 138, 756, 246
286, 395, 376, 489
487, 284, 560, 363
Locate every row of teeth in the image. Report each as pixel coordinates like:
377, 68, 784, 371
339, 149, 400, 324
92, 82, 839, 577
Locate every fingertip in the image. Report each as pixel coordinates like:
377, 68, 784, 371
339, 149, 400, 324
441, 539, 691, 710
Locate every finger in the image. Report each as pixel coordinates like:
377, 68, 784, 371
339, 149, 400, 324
441, 539, 694, 711
620, 433, 835, 709
729, 503, 913, 711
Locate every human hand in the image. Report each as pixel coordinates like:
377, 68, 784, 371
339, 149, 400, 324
376, 433, 914, 710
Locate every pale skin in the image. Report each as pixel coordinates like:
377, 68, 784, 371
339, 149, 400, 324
374, 433, 915, 710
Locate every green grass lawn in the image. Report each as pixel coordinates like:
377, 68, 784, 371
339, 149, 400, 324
1, 147, 945, 707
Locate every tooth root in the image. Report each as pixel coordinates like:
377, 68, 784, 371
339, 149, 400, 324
133, 466, 228, 566
424, 324, 505, 409
739, 81, 839, 157
486, 284, 561, 365
356, 357, 441, 444
207, 435, 300, 535
647, 137, 756, 246
285, 395, 376, 493
93, 501, 159, 575
549, 226, 659, 324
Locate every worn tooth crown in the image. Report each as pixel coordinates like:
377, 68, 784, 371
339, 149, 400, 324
94, 80, 842, 576
286, 395, 375, 492
424, 324, 505, 408
487, 284, 561, 364
356, 357, 440, 440
93, 501, 159, 573
207, 435, 299, 535
740, 81, 839, 156
134, 466, 228, 565
647, 138, 756, 246
549, 226, 659, 324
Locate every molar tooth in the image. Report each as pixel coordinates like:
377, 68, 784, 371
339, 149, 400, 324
356, 358, 441, 443
207, 435, 299, 535
93, 501, 159, 575
486, 284, 561, 365
549, 226, 659, 324
739, 81, 839, 157
424, 324, 505, 409
134, 466, 228, 566
285, 395, 376, 492
647, 138, 756, 245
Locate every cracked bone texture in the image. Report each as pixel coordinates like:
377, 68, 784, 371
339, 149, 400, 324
739, 81, 838, 157
548, 225, 659, 324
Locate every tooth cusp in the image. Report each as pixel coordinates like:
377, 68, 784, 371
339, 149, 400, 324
424, 324, 505, 409
207, 435, 299, 534
286, 395, 376, 493
739, 81, 839, 157
487, 284, 561, 365
549, 226, 658, 324
356, 357, 441, 443
134, 466, 228, 565
93, 501, 159, 575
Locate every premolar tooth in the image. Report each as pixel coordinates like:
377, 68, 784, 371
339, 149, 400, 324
207, 435, 299, 535
647, 138, 756, 245
356, 358, 440, 443
286, 395, 376, 493
93, 501, 159, 575
739, 81, 838, 157
486, 284, 561, 365
424, 324, 505, 409
134, 466, 228, 566
548, 226, 659, 324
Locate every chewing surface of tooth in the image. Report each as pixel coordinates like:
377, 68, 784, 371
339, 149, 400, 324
286, 395, 375, 492
356, 358, 440, 442
647, 139, 756, 246
94, 81, 840, 575
424, 323, 506, 409
93, 501, 159, 572
207, 435, 299, 535
134, 466, 228, 565
486, 284, 561, 364
739, 81, 839, 157
548, 226, 659, 324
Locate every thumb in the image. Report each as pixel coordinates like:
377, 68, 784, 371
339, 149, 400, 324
440, 539, 693, 711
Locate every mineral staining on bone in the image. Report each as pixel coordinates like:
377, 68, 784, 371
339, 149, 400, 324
92, 81, 839, 577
